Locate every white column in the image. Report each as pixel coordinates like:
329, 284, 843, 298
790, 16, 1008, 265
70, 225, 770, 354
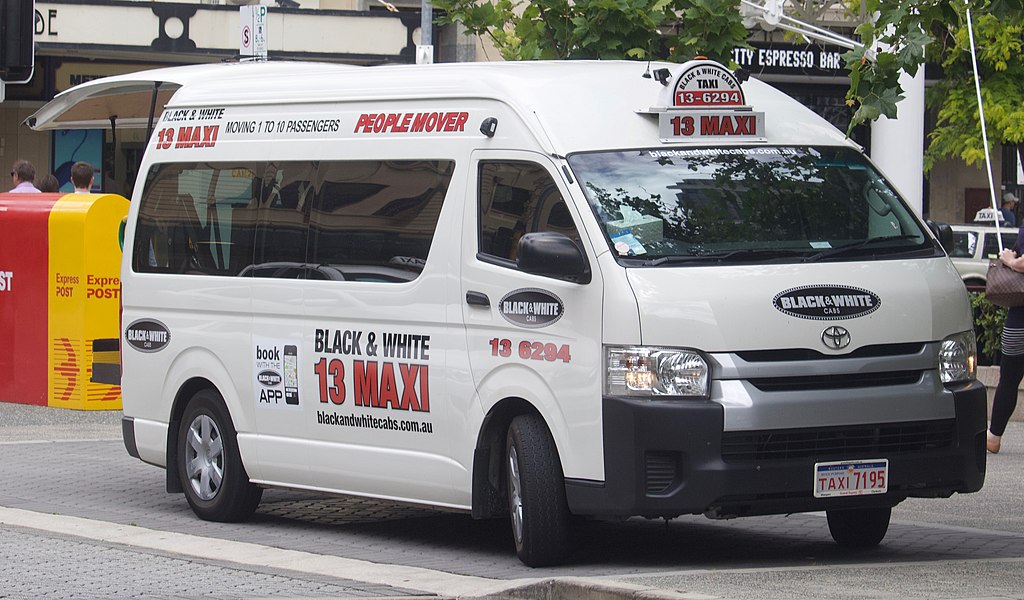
870, 66, 926, 215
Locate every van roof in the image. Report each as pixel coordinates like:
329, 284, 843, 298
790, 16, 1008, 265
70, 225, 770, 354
29, 60, 855, 154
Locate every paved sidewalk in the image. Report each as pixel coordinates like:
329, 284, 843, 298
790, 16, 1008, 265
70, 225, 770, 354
1, 401, 1022, 600
0, 401, 123, 441
0, 522, 425, 600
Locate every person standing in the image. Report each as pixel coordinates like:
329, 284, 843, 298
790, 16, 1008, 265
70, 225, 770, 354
1001, 193, 1019, 227
8, 160, 41, 193
71, 161, 95, 193
990, 237, 1024, 453
37, 174, 61, 193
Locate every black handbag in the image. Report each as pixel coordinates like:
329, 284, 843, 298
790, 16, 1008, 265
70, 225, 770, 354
985, 260, 1024, 307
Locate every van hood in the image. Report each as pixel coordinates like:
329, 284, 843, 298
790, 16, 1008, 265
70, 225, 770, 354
626, 257, 971, 353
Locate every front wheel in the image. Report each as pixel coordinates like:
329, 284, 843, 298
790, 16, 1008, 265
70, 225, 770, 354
177, 389, 262, 522
506, 414, 570, 567
826, 506, 891, 548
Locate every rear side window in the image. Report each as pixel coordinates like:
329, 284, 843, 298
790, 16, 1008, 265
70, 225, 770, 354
950, 231, 978, 258
308, 161, 454, 282
982, 231, 1017, 259
133, 160, 454, 282
134, 162, 260, 276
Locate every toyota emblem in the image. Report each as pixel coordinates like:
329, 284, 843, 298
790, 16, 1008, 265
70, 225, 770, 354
821, 326, 851, 350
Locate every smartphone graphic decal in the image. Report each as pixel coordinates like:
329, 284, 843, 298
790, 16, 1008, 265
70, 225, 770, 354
284, 344, 299, 405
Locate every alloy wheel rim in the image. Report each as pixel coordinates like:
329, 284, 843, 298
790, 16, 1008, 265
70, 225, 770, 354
508, 445, 523, 544
186, 414, 224, 501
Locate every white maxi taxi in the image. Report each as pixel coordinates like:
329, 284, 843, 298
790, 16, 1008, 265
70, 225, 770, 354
29, 59, 986, 566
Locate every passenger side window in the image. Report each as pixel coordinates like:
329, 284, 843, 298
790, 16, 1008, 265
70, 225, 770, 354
306, 160, 454, 282
134, 162, 259, 275
478, 161, 582, 264
135, 159, 453, 281
250, 162, 316, 278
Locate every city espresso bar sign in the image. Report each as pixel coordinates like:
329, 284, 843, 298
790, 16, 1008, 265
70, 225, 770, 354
732, 43, 847, 76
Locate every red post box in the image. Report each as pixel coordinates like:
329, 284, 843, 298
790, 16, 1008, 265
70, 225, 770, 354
0, 192, 128, 409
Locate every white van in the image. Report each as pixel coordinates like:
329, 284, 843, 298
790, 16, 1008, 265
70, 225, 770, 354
31, 59, 986, 566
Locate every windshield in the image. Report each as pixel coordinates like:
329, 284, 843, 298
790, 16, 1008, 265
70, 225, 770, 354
567, 146, 937, 265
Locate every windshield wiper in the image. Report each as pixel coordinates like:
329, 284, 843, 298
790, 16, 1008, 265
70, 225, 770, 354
802, 235, 920, 263
645, 248, 805, 266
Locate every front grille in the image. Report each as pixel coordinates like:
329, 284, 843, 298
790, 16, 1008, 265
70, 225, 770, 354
721, 420, 956, 462
747, 370, 923, 392
644, 451, 679, 495
735, 343, 925, 363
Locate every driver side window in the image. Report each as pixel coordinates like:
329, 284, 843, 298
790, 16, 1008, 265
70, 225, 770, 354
477, 161, 582, 264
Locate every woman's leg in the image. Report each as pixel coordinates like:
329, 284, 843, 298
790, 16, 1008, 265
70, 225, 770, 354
991, 352, 1024, 439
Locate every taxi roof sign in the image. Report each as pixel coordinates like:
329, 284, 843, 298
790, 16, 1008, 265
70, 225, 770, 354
672, 62, 745, 108
647, 59, 766, 143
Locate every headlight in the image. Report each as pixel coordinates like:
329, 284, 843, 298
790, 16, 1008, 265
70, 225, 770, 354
938, 330, 977, 384
606, 346, 709, 397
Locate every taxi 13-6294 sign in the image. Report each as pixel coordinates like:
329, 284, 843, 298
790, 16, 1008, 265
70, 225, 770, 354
658, 62, 765, 142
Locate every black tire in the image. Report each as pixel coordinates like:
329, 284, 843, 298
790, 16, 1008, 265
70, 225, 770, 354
506, 413, 570, 567
826, 506, 891, 548
177, 389, 262, 522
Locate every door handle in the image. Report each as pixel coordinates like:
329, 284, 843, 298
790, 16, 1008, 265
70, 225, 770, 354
466, 291, 490, 307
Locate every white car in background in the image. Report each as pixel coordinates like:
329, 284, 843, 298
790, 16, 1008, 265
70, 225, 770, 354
949, 223, 1018, 291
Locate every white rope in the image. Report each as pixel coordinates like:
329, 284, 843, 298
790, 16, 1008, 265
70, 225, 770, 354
965, 6, 1002, 247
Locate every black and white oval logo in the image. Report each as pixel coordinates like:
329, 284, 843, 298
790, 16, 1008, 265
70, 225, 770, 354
499, 288, 564, 328
773, 285, 880, 320
257, 370, 282, 387
124, 319, 170, 352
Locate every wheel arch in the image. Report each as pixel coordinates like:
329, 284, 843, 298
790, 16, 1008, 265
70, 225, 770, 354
165, 377, 221, 493
471, 396, 554, 519
161, 345, 250, 493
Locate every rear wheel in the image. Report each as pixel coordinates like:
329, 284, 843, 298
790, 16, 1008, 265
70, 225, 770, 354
826, 506, 891, 548
178, 389, 262, 522
506, 414, 570, 567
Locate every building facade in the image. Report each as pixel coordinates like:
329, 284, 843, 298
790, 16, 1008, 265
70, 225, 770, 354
2, 0, 1018, 224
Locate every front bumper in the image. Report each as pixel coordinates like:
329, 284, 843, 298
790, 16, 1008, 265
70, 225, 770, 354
565, 381, 987, 518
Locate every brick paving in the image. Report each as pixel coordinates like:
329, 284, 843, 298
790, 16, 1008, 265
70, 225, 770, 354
1, 437, 1022, 579
1, 403, 1023, 598
0, 524, 420, 600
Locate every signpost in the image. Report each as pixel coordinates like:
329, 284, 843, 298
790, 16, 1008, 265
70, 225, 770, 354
240, 4, 267, 62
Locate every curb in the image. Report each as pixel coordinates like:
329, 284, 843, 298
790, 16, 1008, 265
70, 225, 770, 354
474, 577, 703, 600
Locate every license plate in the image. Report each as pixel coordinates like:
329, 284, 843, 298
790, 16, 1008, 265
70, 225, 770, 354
813, 459, 888, 498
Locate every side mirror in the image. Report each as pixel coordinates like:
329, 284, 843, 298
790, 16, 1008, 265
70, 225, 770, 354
516, 232, 591, 284
927, 220, 953, 254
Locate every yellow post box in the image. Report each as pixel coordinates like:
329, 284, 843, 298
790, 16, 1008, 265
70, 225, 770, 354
47, 193, 128, 410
